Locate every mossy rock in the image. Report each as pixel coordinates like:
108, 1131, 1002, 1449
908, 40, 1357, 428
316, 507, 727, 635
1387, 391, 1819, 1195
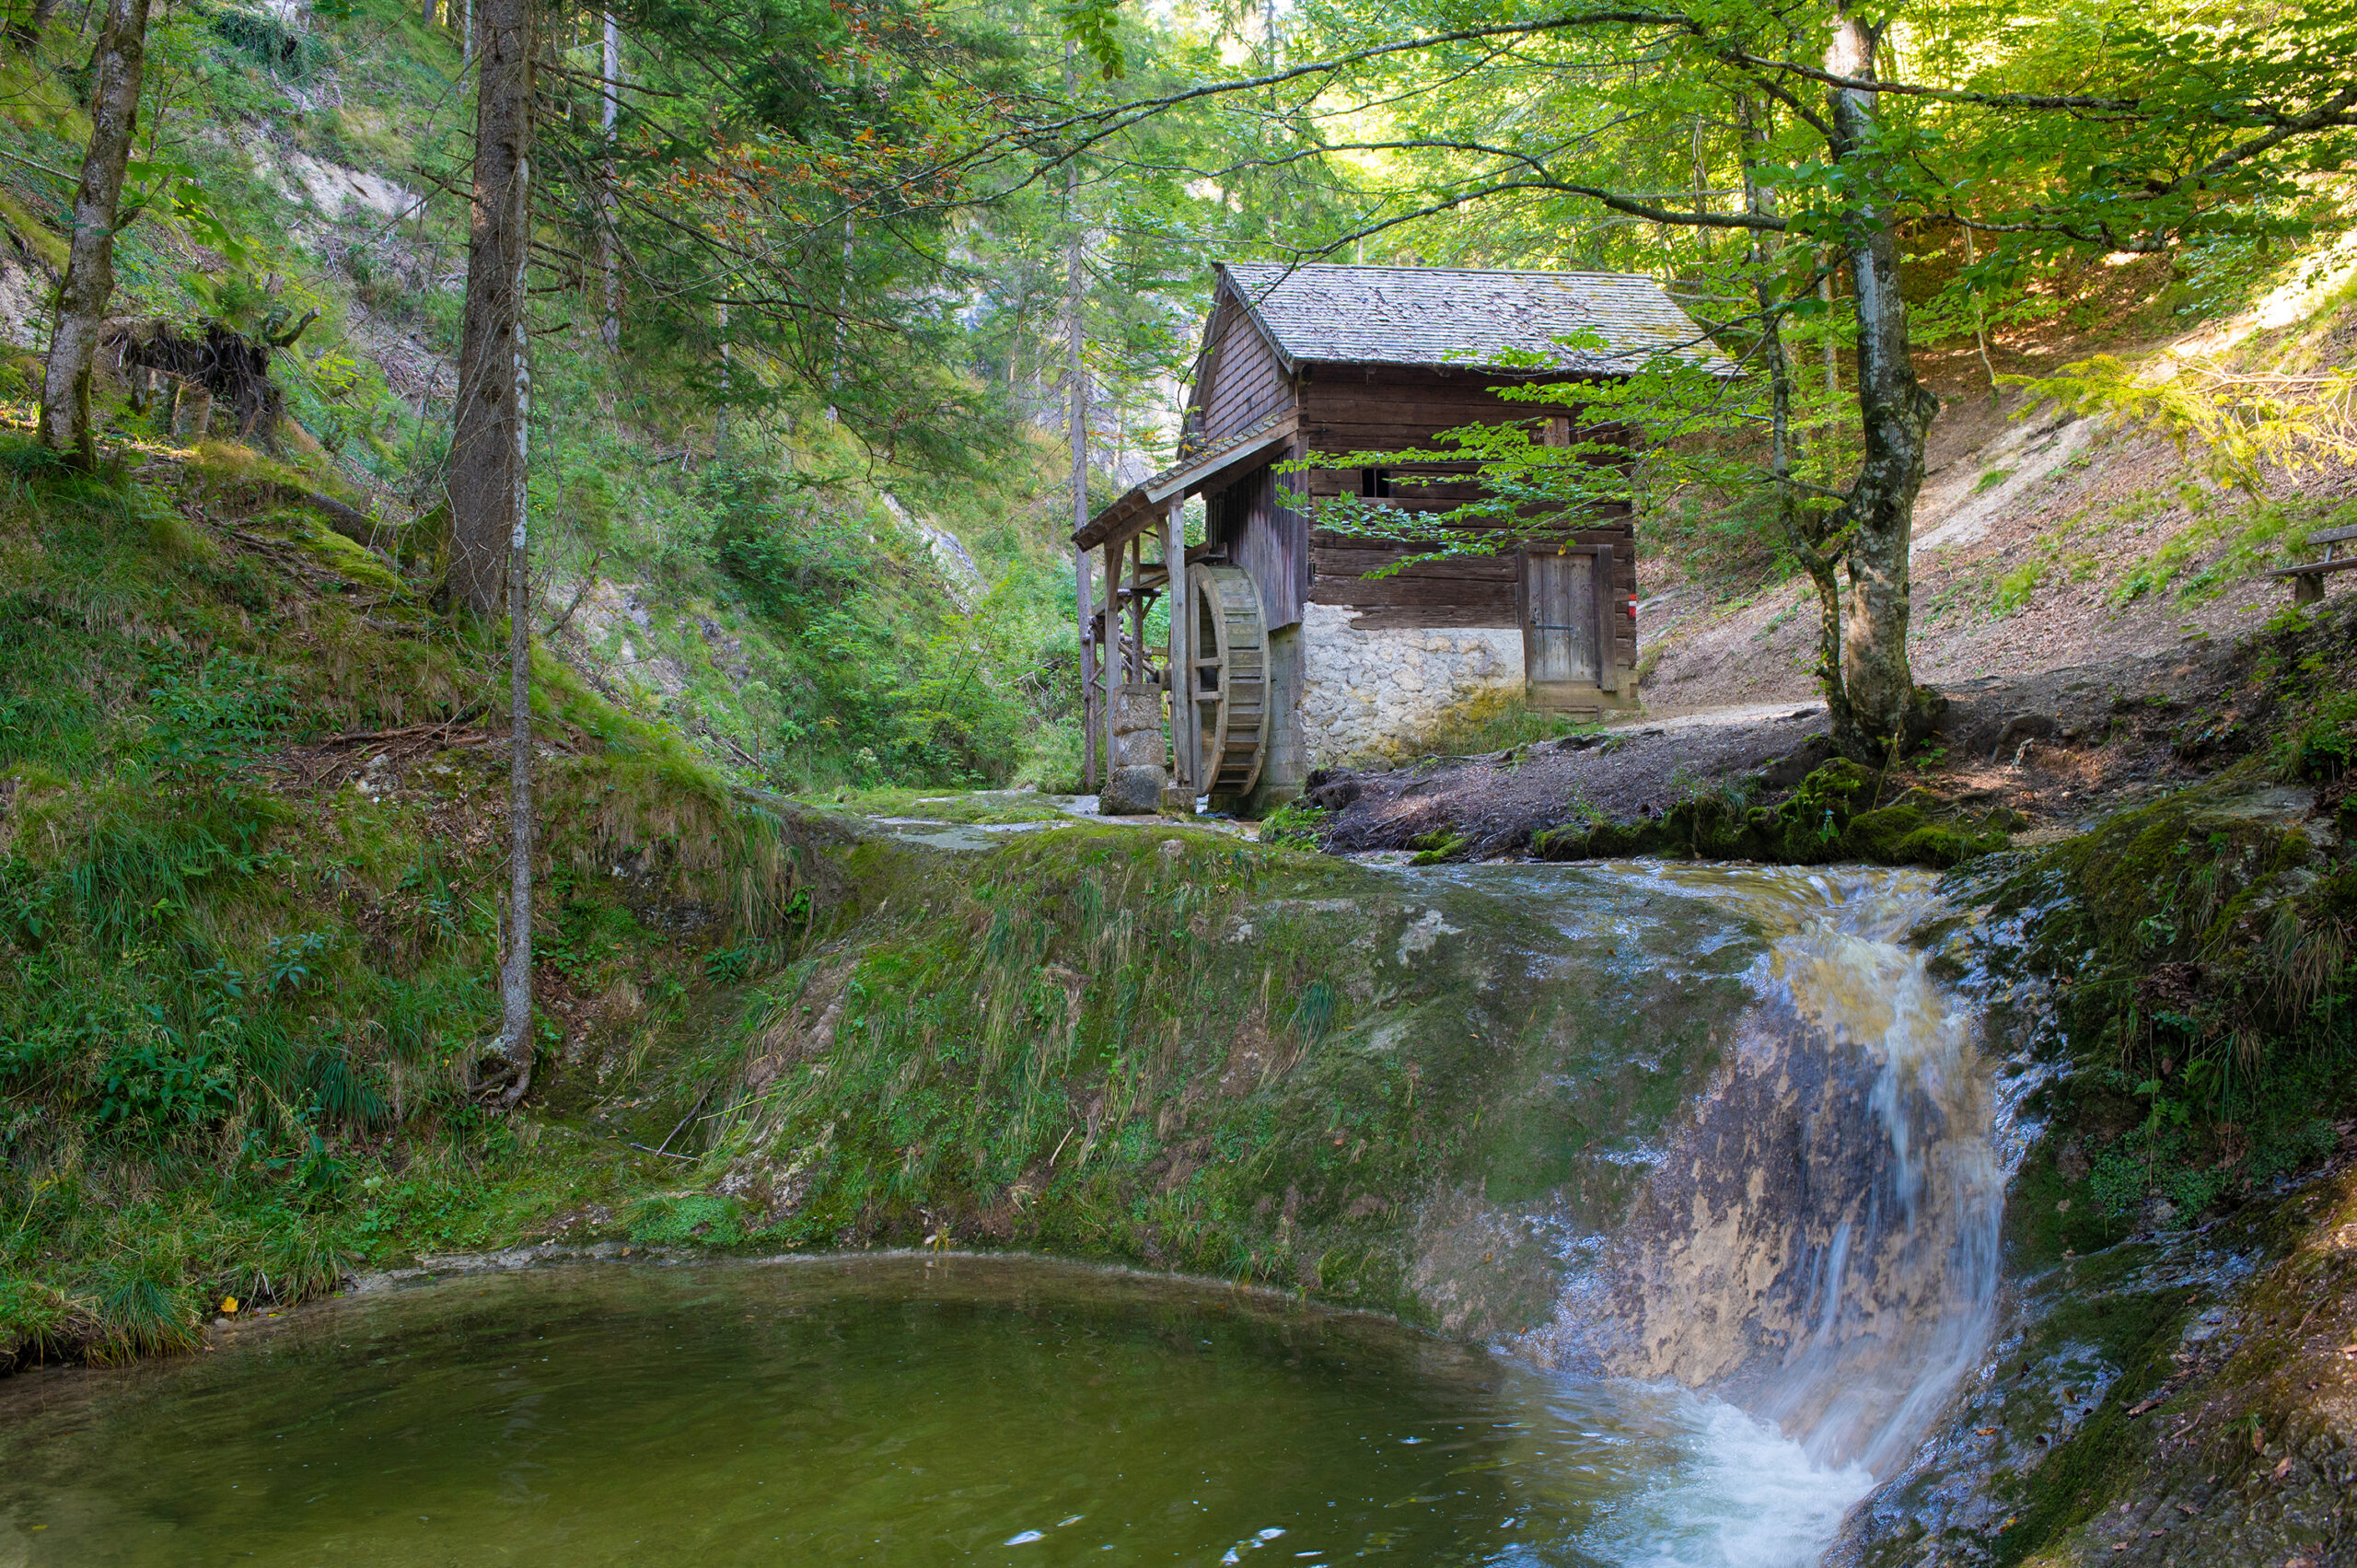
1406, 828, 1469, 865
0, 187, 68, 273
1840, 802, 2007, 867
1533, 761, 2007, 868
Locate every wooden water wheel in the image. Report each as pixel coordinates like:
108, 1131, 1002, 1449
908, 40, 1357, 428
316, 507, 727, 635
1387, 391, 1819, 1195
1189, 563, 1268, 796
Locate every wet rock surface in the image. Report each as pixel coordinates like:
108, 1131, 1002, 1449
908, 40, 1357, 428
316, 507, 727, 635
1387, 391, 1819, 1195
1834, 1144, 2357, 1568
1498, 865, 2008, 1475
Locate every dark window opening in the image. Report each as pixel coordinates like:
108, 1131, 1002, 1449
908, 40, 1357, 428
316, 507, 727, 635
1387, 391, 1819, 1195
1359, 467, 1392, 498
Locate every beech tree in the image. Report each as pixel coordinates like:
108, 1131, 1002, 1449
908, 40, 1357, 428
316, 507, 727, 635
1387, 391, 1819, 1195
36, 0, 151, 467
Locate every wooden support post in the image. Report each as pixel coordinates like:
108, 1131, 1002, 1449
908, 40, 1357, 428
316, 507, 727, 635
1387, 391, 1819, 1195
1075, 553, 1097, 791
1163, 501, 1191, 792
1128, 535, 1146, 683
1592, 540, 1618, 693
1102, 540, 1120, 780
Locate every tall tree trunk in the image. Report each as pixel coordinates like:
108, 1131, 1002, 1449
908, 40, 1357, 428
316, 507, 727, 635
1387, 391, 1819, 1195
1818, 261, 1838, 397
500, 391, 533, 1103
448, 0, 534, 616
1067, 197, 1095, 790
1063, 42, 1097, 792
1826, 11, 1940, 755
598, 9, 619, 348
447, 0, 537, 1098
36, 0, 148, 467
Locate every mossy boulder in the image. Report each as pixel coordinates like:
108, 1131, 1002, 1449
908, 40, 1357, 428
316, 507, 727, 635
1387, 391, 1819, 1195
1405, 827, 1469, 865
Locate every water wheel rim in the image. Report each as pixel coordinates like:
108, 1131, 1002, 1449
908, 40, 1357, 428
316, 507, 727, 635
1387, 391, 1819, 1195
1190, 563, 1266, 796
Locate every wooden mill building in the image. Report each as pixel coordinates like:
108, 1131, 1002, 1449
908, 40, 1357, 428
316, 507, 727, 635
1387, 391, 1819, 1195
1074, 262, 1725, 814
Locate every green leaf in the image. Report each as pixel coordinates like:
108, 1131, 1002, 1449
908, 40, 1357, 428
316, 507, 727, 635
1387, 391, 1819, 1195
1059, 0, 1124, 79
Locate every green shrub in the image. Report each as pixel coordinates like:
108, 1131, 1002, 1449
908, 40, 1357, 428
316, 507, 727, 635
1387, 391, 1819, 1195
1257, 799, 1328, 850
1992, 562, 2041, 614
208, 6, 329, 78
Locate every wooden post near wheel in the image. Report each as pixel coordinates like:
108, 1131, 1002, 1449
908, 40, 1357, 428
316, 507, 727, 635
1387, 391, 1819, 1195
1128, 536, 1146, 682
1163, 500, 1191, 792
1102, 540, 1121, 780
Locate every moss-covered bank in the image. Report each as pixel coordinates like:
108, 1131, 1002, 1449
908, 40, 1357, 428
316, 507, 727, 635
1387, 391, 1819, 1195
0, 441, 836, 1369
1839, 597, 2357, 1568
612, 839, 1765, 1331
1531, 755, 2015, 869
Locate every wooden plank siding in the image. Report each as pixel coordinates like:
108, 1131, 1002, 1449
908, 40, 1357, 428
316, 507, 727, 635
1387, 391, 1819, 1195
1200, 305, 1297, 440
1207, 454, 1308, 632
1284, 365, 1636, 656
1188, 324, 1639, 656
1309, 523, 1636, 639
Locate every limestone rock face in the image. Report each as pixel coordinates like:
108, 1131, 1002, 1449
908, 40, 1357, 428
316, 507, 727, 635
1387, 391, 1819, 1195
1100, 764, 1167, 816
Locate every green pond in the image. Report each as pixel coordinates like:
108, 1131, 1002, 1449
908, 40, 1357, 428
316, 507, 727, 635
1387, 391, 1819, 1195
0, 1256, 1868, 1566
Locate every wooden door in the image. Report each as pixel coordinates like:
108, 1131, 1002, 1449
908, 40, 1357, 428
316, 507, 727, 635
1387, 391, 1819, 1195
1525, 552, 1598, 685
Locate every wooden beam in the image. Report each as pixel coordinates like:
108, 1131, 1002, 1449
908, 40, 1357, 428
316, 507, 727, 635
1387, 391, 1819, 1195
1128, 535, 1147, 683
1592, 540, 1617, 693
1072, 417, 1297, 552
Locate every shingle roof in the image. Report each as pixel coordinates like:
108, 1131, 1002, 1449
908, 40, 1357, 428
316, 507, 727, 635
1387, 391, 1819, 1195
1217, 261, 1730, 375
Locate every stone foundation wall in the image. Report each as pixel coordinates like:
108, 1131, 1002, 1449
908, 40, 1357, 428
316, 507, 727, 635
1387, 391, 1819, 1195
1296, 600, 1524, 766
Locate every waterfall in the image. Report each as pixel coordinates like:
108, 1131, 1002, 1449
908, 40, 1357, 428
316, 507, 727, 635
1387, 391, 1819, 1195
1525, 865, 2006, 1481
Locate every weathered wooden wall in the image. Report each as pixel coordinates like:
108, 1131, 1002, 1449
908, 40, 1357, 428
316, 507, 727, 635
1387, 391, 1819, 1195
1298, 364, 1627, 451
1190, 324, 1643, 661
1199, 304, 1297, 439
1294, 366, 1634, 650
1208, 454, 1307, 633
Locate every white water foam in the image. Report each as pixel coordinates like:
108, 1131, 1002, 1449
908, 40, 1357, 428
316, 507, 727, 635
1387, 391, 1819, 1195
1585, 1388, 1875, 1568
1503, 864, 2006, 1565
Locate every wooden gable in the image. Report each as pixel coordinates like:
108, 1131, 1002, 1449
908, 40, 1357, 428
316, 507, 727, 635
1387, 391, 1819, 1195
1193, 288, 1297, 442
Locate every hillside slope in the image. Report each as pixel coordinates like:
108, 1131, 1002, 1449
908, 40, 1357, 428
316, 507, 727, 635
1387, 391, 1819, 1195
1636, 236, 2357, 714
0, 0, 1086, 799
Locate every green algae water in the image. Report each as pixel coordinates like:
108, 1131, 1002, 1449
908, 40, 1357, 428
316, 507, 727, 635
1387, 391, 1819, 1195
0, 1255, 1866, 1566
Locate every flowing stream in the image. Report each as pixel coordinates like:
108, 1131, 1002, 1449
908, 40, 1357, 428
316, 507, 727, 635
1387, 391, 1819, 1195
0, 863, 2004, 1566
